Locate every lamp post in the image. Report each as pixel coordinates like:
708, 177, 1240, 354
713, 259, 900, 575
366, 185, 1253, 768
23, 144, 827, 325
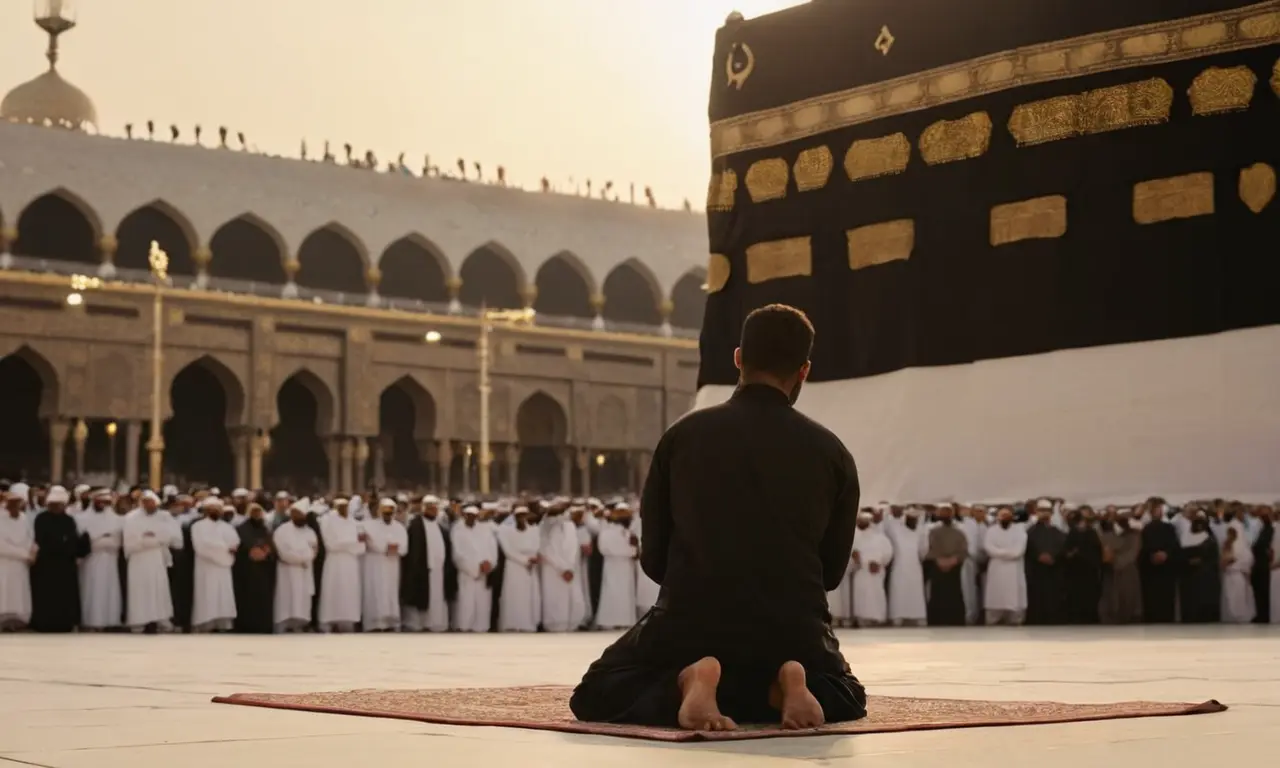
147, 241, 169, 488
105, 421, 118, 480
477, 306, 535, 495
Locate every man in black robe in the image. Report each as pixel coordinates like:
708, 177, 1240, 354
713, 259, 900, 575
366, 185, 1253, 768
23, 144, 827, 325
305, 502, 327, 631
1023, 502, 1066, 625
1138, 501, 1180, 623
924, 504, 967, 625
233, 503, 277, 633
30, 486, 88, 632
1249, 505, 1273, 624
1062, 507, 1102, 624
483, 505, 506, 632
115, 494, 132, 628
1178, 509, 1221, 623
400, 499, 432, 622
571, 305, 865, 732
166, 497, 196, 633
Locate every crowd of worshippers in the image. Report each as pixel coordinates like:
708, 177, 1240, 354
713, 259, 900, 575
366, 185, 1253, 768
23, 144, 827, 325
833, 500, 1278, 629
0, 481, 663, 635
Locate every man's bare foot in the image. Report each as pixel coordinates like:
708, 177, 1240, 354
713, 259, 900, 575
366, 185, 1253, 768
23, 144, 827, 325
774, 661, 825, 730
676, 657, 736, 731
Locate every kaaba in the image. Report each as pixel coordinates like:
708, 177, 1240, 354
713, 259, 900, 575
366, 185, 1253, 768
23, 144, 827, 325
695, 0, 1279, 504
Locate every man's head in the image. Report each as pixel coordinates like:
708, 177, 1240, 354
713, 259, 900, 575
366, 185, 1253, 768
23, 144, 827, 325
247, 503, 266, 522
936, 504, 955, 525
856, 511, 873, 530
202, 497, 222, 519
140, 490, 159, 514
462, 505, 479, 527
904, 508, 920, 529
513, 505, 530, 529
1035, 498, 1053, 524
734, 304, 813, 404
611, 504, 633, 527
422, 495, 440, 520
334, 498, 350, 518
290, 500, 309, 526
997, 506, 1014, 528
45, 485, 69, 513
378, 499, 395, 522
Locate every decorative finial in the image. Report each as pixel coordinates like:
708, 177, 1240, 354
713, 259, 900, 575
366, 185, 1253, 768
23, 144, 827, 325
34, 0, 77, 70
725, 10, 744, 24
148, 241, 169, 282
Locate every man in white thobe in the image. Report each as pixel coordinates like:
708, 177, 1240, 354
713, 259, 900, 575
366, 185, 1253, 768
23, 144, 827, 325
594, 505, 639, 630
273, 502, 318, 632
452, 505, 498, 633
190, 497, 240, 632
958, 505, 986, 624
77, 490, 123, 630
983, 506, 1028, 625
827, 509, 863, 628
0, 491, 36, 631
124, 491, 181, 631
570, 506, 596, 629
319, 498, 365, 632
362, 499, 407, 631
1220, 520, 1256, 624
886, 508, 929, 626
497, 506, 542, 632
540, 505, 586, 632
851, 511, 893, 626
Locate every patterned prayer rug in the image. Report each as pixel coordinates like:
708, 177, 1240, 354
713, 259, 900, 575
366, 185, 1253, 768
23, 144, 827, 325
213, 686, 1227, 742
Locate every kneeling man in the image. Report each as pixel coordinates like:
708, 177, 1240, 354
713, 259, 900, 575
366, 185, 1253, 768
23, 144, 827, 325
570, 305, 866, 731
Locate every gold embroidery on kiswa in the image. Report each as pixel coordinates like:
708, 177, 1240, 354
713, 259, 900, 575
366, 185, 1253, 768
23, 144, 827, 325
1189, 66, 1258, 115
920, 112, 993, 165
707, 254, 731, 293
793, 146, 834, 192
1239, 163, 1276, 213
746, 237, 812, 284
845, 133, 911, 182
1133, 172, 1215, 224
1272, 57, 1279, 97
1008, 78, 1173, 146
707, 170, 738, 212
847, 220, 914, 270
990, 196, 1068, 246
745, 158, 790, 202
708, 2, 1280, 158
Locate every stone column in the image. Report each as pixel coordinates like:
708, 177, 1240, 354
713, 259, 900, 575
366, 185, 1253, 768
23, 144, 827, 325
72, 419, 89, 479
659, 299, 675, 338
0, 224, 16, 269
446, 276, 463, 314
193, 245, 213, 289
249, 432, 265, 489
231, 428, 249, 489
339, 437, 354, 493
354, 437, 371, 492
97, 234, 118, 278
520, 285, 538, 311
589, 293, 606, 331
49, 419, 70, 482
365, 266, 383, 307
558, 447, 573, 495
436, 440, 453, 495
281, 257, 301, 299
505, 443, 520, 494
124, 420, 141, 486
417, 439, 436, 490
576, 448, 592, 497
326, 436, 342, 493
372, 435, 388, 489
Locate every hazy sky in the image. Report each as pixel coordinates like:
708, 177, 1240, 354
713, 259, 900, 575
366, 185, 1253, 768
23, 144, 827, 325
1, 0, 803, 209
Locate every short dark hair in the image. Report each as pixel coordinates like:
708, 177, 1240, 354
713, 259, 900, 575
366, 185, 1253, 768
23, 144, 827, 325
739, 304, 814, 378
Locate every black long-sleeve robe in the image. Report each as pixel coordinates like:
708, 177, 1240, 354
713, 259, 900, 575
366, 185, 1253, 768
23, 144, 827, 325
400, 516, 431, 610
1024, 522, 1067, 625
924, 523, 967, 626
1139, 520, 1180, 623
305, 512, 326, 630
487, 542, 506, 632
1062, 526, 1102, 624
30, 512, 89, 632
233, 519, 277, 633
167, 519, 195, 632
1250, 521, 1273, 624
1178, 535, 1220, 623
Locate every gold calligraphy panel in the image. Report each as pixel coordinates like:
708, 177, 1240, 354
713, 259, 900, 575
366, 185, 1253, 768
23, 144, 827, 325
1133, 172, 1215, 224
847, 220, 915, 271
707, 170, 738, 212
745, 158, 790, 202
1189, 66, 1258, 115
707, 254, 731, 293
793, 146, 834, 192
1008, 78, 1173, 146
1239, 163, 1276, 213
920, 112, 993, 165
746, 237, 812, 284
990, 196, 1068, 246
845, 133, 911, 182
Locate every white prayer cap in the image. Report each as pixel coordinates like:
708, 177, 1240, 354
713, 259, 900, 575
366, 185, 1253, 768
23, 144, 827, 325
290, 498, 311, 514
332, 497, 349, 506
73, 484, 90, 495
9, 482, 29, 499
232, 488, 250, 499
141, 490, 160, 504
936, 502, 954, 510
905, 507, 921, 518
275, 490, 291, 500
395, 492, 410, 503
46, 485, 70, 505
1062, 503, 1078, 512
378, 498, 396, 510
462, 505, 480, 516
1117, 507, 1133, 516
1035, 499, 1053, 510
92, 487, 112, 498
208, 487, 221, 496
514, 505, 530, 514
857, 511, 874, 522
587, 497, 603, 508
163, 484, 179, 497
422, 495, 440, 506
200, 496, 222, 510
221, 502, 237, 513
481, 501, 498, 512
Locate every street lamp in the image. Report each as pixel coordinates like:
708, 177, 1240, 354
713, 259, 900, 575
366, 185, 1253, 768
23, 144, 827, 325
424, 330, 442, 344
477, 306, 535, 495
147, 241, 169, 488
105, 421, 117, 480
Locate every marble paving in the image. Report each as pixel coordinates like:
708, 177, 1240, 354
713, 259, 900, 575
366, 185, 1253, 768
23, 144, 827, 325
1, 626, 1277, 766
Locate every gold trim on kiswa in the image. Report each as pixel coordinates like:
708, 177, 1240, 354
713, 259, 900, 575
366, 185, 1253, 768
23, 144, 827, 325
1008, 78, 1173, 146
847, 220, 915, 270
1188, 65, 1258, 115
920, 112, 993, 165
1239, 163, 1276, 213
793, 146, 834, 191
1272, 56, 1279, 96
745, 158, 790, 202
990, 196, 1068, 246
845, 133, 911, 181
706, 170, 738, 212
1133, 172, 1215, 224
746, 237, 812, 284
708, 2, 1280, 158
707, 253, 731, 293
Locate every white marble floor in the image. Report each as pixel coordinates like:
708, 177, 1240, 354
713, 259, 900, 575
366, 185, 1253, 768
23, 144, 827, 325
1, 626, 1277, 767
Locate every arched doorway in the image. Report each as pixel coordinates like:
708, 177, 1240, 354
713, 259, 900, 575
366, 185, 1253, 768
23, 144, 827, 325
534, 252, 594, 319
670, 268, 707, 330
0, 346, 57, 480
516, 391, 567, 494
603, 259, 662, 326
209, 214, 289, 285
13, 190, 99, 267
297, 223, 367, 296
115, 201, 197, 278
459, 242, 523, 309
265, 370, 334, 494
378, 376, 437, 488
378, 236, 450, 304
163, 356, 244, 489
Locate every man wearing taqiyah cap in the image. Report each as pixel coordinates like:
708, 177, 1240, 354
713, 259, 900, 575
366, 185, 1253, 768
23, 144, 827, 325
29, 485, 87, 632
982, 507, 1028, 625
1023, 500, 1066, 625
400, 495, 452, 633
850, 511, 893, 627
79, 488, 124, 630
451, 505, 498, 632
122, 488, 182, 631
272, 498, 319, 633
360, 498, 407, 632
317, 498, 364, 633
495, 505, 542, 632
189, 496, 240, 632
69, 484, 91, 518
0, 487, 37, 630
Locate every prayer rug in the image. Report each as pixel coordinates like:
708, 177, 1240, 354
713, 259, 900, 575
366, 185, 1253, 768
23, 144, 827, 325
213, 686, 1227, 743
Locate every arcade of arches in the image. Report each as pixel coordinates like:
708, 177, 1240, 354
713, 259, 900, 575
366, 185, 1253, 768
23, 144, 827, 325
1, 191, 708, 330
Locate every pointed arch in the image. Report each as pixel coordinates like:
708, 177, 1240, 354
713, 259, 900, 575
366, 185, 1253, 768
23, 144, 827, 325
377, 233, 451, 304
516, 390, 568, 446
116, 200, 199, 277
297, 221, 370, 295
459, 240, 525, 309
670, 266, 709, 330
0, 344, 58, 480
13, 188, 101, 266
209, 212, 289, 285
381, 374, 438, 439
0, 344, 59, 417
267, 368, 334, 493
602, 257, 663, 326
534, 251, 596, 319
165, 355, 242, 487
276, 367, 337, 434
169, 355, 246, 426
